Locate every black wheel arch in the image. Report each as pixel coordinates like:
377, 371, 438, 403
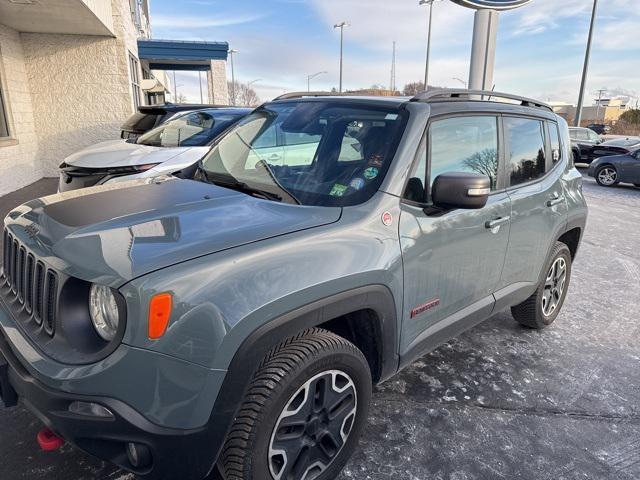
205, 285, 399, 470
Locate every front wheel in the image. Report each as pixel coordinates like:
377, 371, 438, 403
220, 328, 372, 480
511, 242, 572, 329
595, 165, 619, 187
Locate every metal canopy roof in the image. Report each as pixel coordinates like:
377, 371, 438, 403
138, 39, 229, 71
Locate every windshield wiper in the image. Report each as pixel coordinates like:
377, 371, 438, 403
215, 180, 285, 202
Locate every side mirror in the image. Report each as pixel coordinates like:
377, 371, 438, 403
431, 172, 490, 210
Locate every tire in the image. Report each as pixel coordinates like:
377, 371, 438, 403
572, 149, 581, 165
220, 328, 372, 480
511, 242, 572, 329
595, 165, 619, 187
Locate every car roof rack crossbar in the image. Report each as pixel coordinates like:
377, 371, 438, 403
411, 88, 553, 112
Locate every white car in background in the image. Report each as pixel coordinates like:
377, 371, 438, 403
58, 107, 251, 192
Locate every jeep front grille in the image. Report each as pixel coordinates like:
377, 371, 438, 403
2, 228, 58, 337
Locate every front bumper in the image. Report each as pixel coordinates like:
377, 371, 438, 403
0, 328, 217, 480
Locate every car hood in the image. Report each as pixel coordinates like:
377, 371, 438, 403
5, 178, 341, 287
63, 140, 197, 169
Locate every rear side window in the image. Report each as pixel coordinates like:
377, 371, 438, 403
505, 117, 546, 186
429, 116, 499, 190
548, 122, 562, 165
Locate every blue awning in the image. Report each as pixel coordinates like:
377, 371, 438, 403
138, 39, 228, 71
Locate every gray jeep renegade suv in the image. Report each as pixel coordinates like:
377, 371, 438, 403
0, 89, 587, 480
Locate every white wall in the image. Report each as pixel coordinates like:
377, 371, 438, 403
207, 59, 230, 105
0, 24, 41, 196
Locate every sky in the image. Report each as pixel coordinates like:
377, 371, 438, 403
149, 0, 639, 105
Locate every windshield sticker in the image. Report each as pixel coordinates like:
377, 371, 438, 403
330, 184, 349, 197
368, 155, 384, 168
350, 178, 366, 190
363, 167, 379, 180
385, 113, 399, 120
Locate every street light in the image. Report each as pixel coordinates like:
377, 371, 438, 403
452, 77, 467, 89
247, 78, 262, 88
575, 0, 598, 126
333, 21, 350, 93
419, 0, 441, 90
228, 48, 238, 105
307, 71, 328, 92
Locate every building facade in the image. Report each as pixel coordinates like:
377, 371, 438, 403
551, 97, 633, 127
0, 0, 229, 196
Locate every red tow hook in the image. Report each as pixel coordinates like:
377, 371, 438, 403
37, 427, 64, 451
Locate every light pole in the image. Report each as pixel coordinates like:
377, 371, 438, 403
228, 48, 238, 105
419, 0, 441, 90
575, 0, 598, 127
333, 21, 350, 93
307, 71, 327, 92
452, 77, 467, 89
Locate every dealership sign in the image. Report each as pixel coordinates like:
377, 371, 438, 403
450, 0, 531, 10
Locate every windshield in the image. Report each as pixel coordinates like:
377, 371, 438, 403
136, 110, 243, 148
197, 101, 407, 206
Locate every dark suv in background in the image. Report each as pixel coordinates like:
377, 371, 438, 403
120, 103, 229, 140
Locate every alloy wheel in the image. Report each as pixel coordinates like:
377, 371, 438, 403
597, 167, 617, 186
541, 257, 567, 317
268, 370, 358, 480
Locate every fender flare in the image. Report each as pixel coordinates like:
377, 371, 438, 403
204, 284, 399, 468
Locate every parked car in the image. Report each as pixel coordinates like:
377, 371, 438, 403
59, 107, 251, 192
585, 123, 611, 135
0, 90, 587, 480
569, 126, 603, 164
120, 103, 228, 140
587, 148, 640, 187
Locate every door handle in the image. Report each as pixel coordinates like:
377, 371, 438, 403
485, 216, 510, 229
546, 195, 565, 207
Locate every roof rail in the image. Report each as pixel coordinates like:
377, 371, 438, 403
411, 88, 552, 112
273, 91, 369, 101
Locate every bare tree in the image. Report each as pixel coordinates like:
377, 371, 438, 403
403, 82, 426, 96
175, 93, 188, 104
462, 148, 498, 187
227, 81, 261, 107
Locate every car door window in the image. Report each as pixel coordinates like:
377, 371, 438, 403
548, 122, 562, 165
576, 129, 590, 141
430, 116, 499, 189
505, 117, 546, 186
588, 131, 601, 143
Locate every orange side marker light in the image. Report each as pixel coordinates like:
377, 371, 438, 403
148, 293, 172, 339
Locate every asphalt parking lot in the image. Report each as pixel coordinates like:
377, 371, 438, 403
1, 172, 639, 480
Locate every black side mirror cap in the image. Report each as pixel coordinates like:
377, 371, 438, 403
431, 172, 491, 210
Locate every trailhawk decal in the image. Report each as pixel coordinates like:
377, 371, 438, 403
410, 298, 441, 318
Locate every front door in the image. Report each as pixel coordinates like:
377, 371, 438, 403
399, 115, 510, 354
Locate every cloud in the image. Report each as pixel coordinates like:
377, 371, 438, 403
152, 13, 267, 29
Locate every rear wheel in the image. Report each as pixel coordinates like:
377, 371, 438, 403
221, 328, 372, 480
511, 242, 572, 329
595, 165, 619, 187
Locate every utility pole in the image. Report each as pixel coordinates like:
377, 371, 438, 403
390, 41, 396, 92
334, 21, 350, 93
419, 0, 441, 90
595, 88, 606, 123
228, 49, 238, 106
575, 0, 598, 127
307, 71, 327, 92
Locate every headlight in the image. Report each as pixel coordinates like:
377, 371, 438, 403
89, 284, 120, 341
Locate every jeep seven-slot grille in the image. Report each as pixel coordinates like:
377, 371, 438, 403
2, 228, 57, 336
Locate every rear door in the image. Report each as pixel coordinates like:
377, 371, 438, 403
499, 117, 568, 291
399, 114, 511, 354
619, 150, 640, 183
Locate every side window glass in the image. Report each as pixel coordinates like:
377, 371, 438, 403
577, 130, 590, 141
589, 131, 600, 143
429, 116, 499, 190
548, 122, 562, 165
505, 117, 546, 186
569, 130, 577, 140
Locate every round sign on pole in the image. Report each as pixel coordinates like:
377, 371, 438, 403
450, 0, 531, 10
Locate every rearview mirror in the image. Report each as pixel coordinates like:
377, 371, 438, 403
431, 172, 490, 210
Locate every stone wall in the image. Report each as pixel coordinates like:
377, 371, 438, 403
0, 24, 41, 196
207, 59, 230, 105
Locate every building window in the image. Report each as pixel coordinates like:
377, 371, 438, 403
0, 86, 9, 138
129, 53, 142, 110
